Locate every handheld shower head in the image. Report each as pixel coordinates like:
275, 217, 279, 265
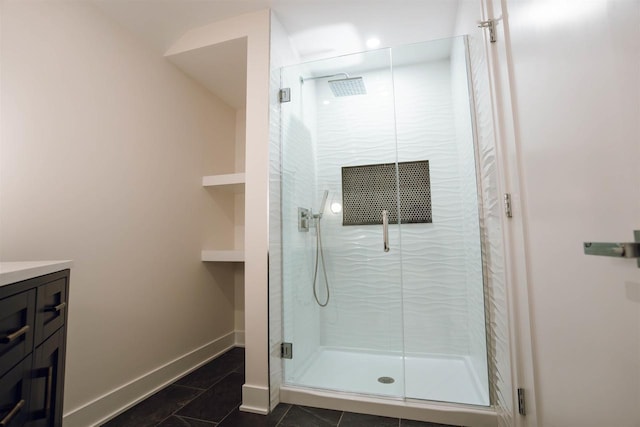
318, 190, 329, 218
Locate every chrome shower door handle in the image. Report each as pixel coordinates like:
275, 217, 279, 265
382, 210, 390, 252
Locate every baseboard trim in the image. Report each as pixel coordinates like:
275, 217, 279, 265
63, 331, 237, 427
234, 329, 245, 346
240, 384, 270, 415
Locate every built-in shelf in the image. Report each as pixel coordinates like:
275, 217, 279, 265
202, 172, 244, 188
202, 174, 244, 262
201, 250, 245, 262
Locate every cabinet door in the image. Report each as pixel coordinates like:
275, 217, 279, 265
0, 354, 32, 427
0, 289, 35, 378
28, 328, 65, 427
35, 277, 68, 345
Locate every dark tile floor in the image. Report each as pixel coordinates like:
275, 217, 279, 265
101, 347, 460, 427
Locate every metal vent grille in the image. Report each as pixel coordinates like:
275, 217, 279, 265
341, 160, 432, 225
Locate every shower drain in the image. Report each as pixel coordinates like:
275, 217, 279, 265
378, 376, 395, 384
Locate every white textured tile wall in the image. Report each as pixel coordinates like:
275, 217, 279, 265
314, 64, 405, 354
450, 37, 489, 403
394, 59, 471, 358
279, 65, 323, 383
313, 53, 487, 364
465, 32, 513, 423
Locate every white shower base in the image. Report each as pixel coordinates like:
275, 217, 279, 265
293, 347, 489, 406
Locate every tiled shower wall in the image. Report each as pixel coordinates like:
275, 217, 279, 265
312, 45, 486, 367
394, 58, 476, 357
450, 37, 489, 395
312, 60, 404, 355
465, 32, 512, 423
279, 69, 323, 383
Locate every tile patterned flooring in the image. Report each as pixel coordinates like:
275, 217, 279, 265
101, 347, 460, 427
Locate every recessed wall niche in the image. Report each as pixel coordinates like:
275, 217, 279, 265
341, 160, 432, 225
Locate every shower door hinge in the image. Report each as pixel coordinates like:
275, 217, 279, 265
478, 19, 497, 43
504, 193, 513, 218
517, 388, 526, 416
279, 88, 291, 103
281, 342, 293, 359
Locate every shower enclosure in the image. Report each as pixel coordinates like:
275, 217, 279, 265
272, 36, 495, 409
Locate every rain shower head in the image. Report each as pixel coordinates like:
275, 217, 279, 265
301, 73, 367, 97
328, 77, 366, 97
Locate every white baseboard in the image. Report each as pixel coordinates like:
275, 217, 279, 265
240, 384, 270, 415
63, 331, 237, 427
234, 329, 245, 346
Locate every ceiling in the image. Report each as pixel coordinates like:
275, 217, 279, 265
92, 0, 465, 107
93, 0, 462, 57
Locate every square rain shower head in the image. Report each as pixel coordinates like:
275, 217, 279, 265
328, 77, 367, 97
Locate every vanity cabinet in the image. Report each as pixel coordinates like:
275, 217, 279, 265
0, 269, 69, 427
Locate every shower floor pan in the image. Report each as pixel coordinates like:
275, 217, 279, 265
293, 347, 489, 406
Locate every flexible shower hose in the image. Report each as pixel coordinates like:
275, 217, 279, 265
313, 218, 330, 307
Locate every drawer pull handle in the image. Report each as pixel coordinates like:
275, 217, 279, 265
0, 325, 30, 344
46, 302, 66, 313
0, 399, 25, 426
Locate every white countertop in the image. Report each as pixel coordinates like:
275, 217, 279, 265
0, 261, 73, 287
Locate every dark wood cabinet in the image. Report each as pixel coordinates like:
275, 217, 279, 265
0, 270, 69, 427
0, 290, 35, 379
29, 329, 65, 427
0, 355, 32, 427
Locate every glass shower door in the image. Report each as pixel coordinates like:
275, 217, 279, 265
392, 37, 490, 406
277, 36, 492, 407
279, 48, 406, 397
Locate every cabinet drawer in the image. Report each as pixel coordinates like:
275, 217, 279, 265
35, 277, 67, 345
0, 290, 35, 378
0, 354, 32, 427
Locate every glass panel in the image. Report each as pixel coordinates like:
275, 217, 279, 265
276, 35, 495, 407
280, 48, 405, 398
392, 36, 490, 406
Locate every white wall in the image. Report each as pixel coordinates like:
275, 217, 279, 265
506, 1, 640, 425
167, 9, 272, 414
234, 108, 246, 341
0, 1, 240, 424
